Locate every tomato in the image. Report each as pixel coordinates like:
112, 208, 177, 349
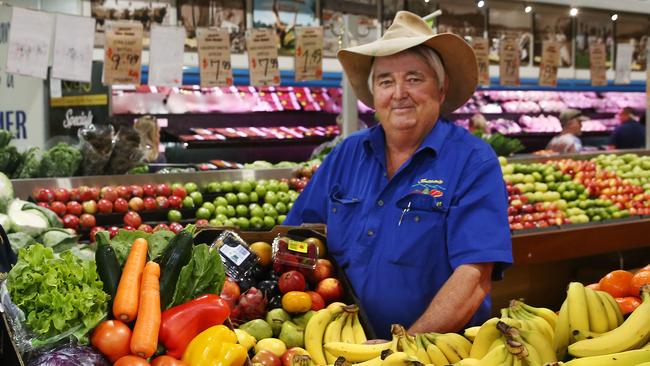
221, 277, 241, 299
114, 355, 151, 366
91, 320, 132, 362
307, 291, 325, 311
151, 355, 188, 366
281, 291, 312, 313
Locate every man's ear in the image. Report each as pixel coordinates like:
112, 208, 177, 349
439, 75, 450, 105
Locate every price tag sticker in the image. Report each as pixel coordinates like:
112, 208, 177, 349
472, 38, 490, 86
499, 39, 520, 86
295, 27, 324, 81
197, 28, 233, 87
539, 41, 560, 87
246, 28, 280, 86
103, 21, 143, 85
589, 43, 607, 86
288, 239, 308, 254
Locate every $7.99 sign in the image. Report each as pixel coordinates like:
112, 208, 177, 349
197, 28, 233, 87
103, 21, 143, 85
246, 28, 280, 86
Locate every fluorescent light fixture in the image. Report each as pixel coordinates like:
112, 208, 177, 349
524, 5, 532, 13
425, 0, 430, 3
611, 14, 618, 21
477, 0, 485, 8
569, 7, 578, 16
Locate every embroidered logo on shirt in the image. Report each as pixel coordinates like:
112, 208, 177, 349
411, 178, 446, 198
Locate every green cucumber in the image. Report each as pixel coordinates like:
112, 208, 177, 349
95, 231, 122, 301
158, 224, 195, 309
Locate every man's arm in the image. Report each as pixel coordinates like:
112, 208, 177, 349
407, 263, 493, 334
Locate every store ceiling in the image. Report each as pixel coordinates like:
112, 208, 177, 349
529, 0, 650, 14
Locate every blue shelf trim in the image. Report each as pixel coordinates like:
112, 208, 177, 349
139, 66, 647, 92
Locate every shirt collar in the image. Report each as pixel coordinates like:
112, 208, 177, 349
362, 118, 451, 158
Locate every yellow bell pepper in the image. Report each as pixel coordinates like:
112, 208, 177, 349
182, 325, 238, 366
215, 342, 248, 366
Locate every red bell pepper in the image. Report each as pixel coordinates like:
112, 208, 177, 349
159, 294, 231, 359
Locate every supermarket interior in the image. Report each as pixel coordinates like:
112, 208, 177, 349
1, 0, 650, 365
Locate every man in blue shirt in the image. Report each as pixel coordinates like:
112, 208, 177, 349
285, 11, 512, 339
610, 107, 646, 149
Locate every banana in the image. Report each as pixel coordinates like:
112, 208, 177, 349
352, 312, 367, 344
518, 328, 557, 364
475, 344, 510, 366
553, 300, 570, 361
571, 329, 604, 342
325, 313, 348, 363
567, 282, 590, 343
380, 352, 419, 366
324, 342, 393, 363
353, 357, 382, 366
634, 362, 650, 366
510, 305, 554, 343
595, 290, 620, 331
341, 313, 357, 344
427, 334, 465, 364
470, 318, 502, 359
424, 343, 449, 366
518, 301, 558, 331
464, 326, 481, 342
397, 334, 419, 360
597, 290, 624, 327
568, 287, 650, 357
413, 335, 431, 364
454, 358, 480, 366
438, 333, 472, 357
563, 348, 650, 365
644, 342, 650, 350
306, 308, 335, 365
584, 287, 609, 333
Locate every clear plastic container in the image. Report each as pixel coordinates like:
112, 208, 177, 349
272, 235, 318, 272
211, 230, 259, 281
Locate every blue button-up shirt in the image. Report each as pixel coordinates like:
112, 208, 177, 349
285, 119, 513, 339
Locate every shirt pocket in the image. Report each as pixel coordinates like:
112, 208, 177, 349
386, 192, 448, 267
327, 185, 362, 265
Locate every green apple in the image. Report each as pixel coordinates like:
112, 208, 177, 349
267, 180, 280, 193
168, 209, 182, 222
214, 196, 228, 207
239, 181, 253, 194
277, 191, 290, 204
171, 182, 184, 190
202, 202, 216, 214
209, 218, 223, 226
249, 192, 259, 203
250, 206, 264, 218
196, 207, 211, 220
534, 182, 548, 193
277, 215, 287, 225
236, 204, 249, 217
182, 196, 195, 209
275, 202, 288, 215
216, 205, 228, 216
190, 191, 203, 206
207, 182, 222, 193
232, 180, 242, 192
221, 181, 234, 192
225, 192, 238, 205
238, 217, 250, 230
226, 205, 236, 217
184, 182, 199, 194
278, 182, 289, 192
263, 216, 276, 229
264, 205, 278, 218
250, 216, 264, 229
498, 156, 507, 166
216, 213, 228, 222
265, 191, 279, 205
255, 185, 268, 197
237, 192, 250, 204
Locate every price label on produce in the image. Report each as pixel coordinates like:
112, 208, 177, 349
246, 28, 280, 86
295, 27, 324, 81
103, 21, 143, 85
539, 41, 560, 87
499, 39, 520, 86
197, 28, 233, 87
589, 43, 607, 86
472, 38, 490, 86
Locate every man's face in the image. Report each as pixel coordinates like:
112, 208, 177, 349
372, 52, 446, 137
568, 119, 583, 136
618, 110, 630, 122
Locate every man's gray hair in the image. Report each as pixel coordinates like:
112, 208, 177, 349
367, 44, 446, 93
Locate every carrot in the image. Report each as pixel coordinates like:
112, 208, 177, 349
113, 238, 148, 322
130, 261, 161, 359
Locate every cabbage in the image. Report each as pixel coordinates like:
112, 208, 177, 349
0, 172, 13, 213
8, 199, 61, 237
40, 228, 78, 253
0, 212, 11, 230
8, 232, 36, 253
27, 345, 109, 366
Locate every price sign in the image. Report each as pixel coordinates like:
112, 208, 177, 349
472, 38, 490, 86
499, 39, 520, 86
6, 7, 54, 80
52, 14, 95, 83
103, 21, 143, 85
295, 27, 323, 81
615, 43, 633, 85
539, 41, 560, 87
149, 25, 185, 87
246, 28, 280, 86
589, 43, 607, 86
197, 28, 233, 87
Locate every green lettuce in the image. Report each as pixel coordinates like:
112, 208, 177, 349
110, 229, 175, 265
170, 244, 225, 307
6, 244, 109, 345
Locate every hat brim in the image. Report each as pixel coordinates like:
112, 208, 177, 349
337, 33, 478, 116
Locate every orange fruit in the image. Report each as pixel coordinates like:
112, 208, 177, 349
250, 241, 272, 267
586, 283, 601, 291
630, 270, 650, 296
599, 270, 634, 298
281, 291, 312, 313
615, 296, 642, 315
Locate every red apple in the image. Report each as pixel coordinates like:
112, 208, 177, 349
90, 187, 100, 201
108, 226, 120, 238
281, 348, 310, 366
309, 259, 334, 284
116, 185, 131, 200
123, 211, 142, 228
69, 188, 80, 201
252, 351, 281, 366
279, 271, 306, 294
156, 183, 171, 197
143, 197, 157, 211
129, 197, 145, 211
101, 186, 118, 202
89, 226, 106, 242
62, 214, 79, 230
307, 291, 325, 311
123, 225, 135, 231
168, 195, 182, 208
130, 185, 144, 198
137, 224, 153, 233
155, 196, 169, 209
37, 202, 50, 209
143, 184, 156, 197
97, 199, 113, 214
172, 186, 187, 199
82, 200, 98, 214
53, 188, 70, 202
50, 201, 67, 217
153, 223, 171, 232
169, 222, 184, 234
78, 186, 94, 202
114, 198, 129, 213
196, 219, 209, 225
79, 213, 96, 228
66, 201, 83, 216
315, 278, 343, 304
34, 188, 55, 203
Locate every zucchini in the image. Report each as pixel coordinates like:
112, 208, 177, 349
158, 224, 195, 309
95, 231, 122, 301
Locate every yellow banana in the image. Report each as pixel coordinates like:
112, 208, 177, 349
564, 348, 650, 365
595, 290, 620, 332
568, 288, 650, 357
567, 282, 590, 343
470, 318, 502, 359
475, 344, 510, 366
437, 333, 472, 357
397, 334, 419, 360
351, 312, 367, 344
464, 326, 481, 342
571, 328, 604, 342
324, 341, 393, 363
353, 356, 382, 366
454, 358, 480, 366
424, 343, 449, 366
597, 290, 624, 327
518, 301, 558, 330
644, 342, 650, 350
341, 313, 357, 344
634, 362, 650, 366
518, 328, 557, 364
428, 334, 464, 364
325, 313, 348, 363
584, 287, 609, 334
380, 351, 419, 366
553, 300, 570, 361
413, 335, 431, 364
306, 308, 335, 365
511, 306, 554, 343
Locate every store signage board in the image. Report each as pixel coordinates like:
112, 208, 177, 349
149, 25, 185, 87
5, 7, 53, 80
51, 14, 94, 83
0, 5, 46, 151
589, 43, 607, 86
472, 38, 490, 86
539, 41, 560, 87
615, 43, 633, 85
246, 28, 280, 86
103, 21, 143, 85
196, 28, 233, 87
499, 39, 520, 86
295, 27, 323, 81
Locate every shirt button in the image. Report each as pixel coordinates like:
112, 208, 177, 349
383, 172, 387, 177
332, 207, 337, 213
414, 215, 420, 222
377, 200, 384, 207
367, 229, 374, 236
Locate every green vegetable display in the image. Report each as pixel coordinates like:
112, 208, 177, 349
169, 243, 225, 308
109, 229, 175, 265
7, 244, 109, 345
0, 145, 21, 176
40, 143, 83, 178
14, 147, 43, 179
0, 171, 13, 212
0, 130, 13, 148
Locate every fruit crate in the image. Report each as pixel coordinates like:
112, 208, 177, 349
194, 224, 377, 340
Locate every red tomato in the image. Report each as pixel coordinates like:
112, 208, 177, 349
151, 355, 188, 366
91, 320, 132, 362
114, 355, 151, 366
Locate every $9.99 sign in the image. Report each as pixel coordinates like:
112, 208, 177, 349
103, 21, 143, 85
246, 28, 280, 86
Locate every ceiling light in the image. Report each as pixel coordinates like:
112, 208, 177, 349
524, 5, 532, 13
477, 0, 485, 8
611, 14, 618, 21
569, 7, 578, 16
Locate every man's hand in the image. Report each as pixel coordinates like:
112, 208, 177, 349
407, 263, 493, 334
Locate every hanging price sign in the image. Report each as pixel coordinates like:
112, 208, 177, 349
246, 28, 280, 86
472, 38, 490, 86
539, 41, 560, 87
589, 43, 607, 86
197, 28, 233, 87
103, 21, 143, 85
499, 39, 520, 86
295, 27, 323, 81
